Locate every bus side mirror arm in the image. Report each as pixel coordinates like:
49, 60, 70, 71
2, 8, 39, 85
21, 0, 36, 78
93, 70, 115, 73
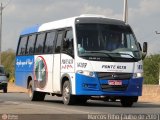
142, 42, 148, 60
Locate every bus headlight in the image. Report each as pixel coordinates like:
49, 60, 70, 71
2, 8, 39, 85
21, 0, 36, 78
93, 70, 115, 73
77, 70, 96, 78
133, 72, 143, 78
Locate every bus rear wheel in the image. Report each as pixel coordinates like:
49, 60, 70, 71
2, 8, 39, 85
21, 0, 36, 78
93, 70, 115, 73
62, 81, 75, 105
28, 81, 45, 101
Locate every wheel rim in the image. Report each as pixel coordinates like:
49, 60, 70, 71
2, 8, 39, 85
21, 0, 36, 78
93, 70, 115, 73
63, 84, 70, 102
28, 86, 33, 98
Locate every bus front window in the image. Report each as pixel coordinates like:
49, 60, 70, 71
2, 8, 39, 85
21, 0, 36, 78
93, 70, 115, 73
76, 24, 142, 62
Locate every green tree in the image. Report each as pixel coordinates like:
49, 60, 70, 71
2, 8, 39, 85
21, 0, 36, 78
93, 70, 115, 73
143, 54, 160, 84
1, 49, 15, 82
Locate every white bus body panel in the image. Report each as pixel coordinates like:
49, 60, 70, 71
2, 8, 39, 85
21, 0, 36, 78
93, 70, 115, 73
52, 54, 61, 93
61, 54, 75, 94
38, 17, 76, 32
75, 57, 143, 73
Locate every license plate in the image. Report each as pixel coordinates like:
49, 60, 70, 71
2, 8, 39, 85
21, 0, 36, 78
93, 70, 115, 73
108, 80, 122, 85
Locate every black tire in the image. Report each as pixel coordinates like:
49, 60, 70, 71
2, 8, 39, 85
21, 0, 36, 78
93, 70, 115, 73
121, 97, 134, 107
62, 81, 75, 105
28, 81, 45, 101
3, 86, 7, 93
75, 96, 88, 105
132, 96, 138, 102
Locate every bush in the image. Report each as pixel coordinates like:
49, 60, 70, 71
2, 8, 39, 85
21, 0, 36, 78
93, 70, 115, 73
143, 54, 160, 84
1, 49, 15, 82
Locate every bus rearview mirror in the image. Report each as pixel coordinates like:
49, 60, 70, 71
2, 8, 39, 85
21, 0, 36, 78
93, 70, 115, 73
142, 42, 147, 60
143, 42, 147, 53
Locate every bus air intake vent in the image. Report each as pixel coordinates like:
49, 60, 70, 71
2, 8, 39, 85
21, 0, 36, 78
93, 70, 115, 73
101, 85, 127, 91
97, 72, 132, 80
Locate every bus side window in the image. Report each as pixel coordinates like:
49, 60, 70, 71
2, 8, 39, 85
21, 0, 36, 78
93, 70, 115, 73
26, 34, 36, 55
55, 31, 63, 53
35, 33, 46, 54
63, 29, 74, 56
17, 36, 28, 55
44, 31, 56, 54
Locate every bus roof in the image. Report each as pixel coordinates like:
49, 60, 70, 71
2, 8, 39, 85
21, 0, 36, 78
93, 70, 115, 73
20, 14, 125, 35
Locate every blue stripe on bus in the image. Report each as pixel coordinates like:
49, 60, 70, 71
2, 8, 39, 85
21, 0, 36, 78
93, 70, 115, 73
75, 73, 143, 96
21, 24, 40, 35
15, 56, 34, 88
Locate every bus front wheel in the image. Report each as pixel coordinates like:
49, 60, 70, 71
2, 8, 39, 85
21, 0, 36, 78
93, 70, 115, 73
120, 97, 134, 107
62, 81, 75, 105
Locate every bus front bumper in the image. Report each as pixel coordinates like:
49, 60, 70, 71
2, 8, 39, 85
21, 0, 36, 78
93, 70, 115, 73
75, 73, 143, 96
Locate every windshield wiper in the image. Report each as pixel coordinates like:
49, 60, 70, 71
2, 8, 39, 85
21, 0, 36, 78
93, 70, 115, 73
85, 51, 114, 60
113, 52, 137, 62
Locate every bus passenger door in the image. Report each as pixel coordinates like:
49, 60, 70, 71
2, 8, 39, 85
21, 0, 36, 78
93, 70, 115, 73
53, 31, 64, 93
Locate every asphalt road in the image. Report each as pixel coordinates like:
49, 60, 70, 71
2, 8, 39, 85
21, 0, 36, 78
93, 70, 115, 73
0, 92, 160, 120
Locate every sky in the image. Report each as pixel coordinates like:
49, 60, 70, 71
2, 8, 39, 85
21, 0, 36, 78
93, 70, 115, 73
1, 0, 160, 54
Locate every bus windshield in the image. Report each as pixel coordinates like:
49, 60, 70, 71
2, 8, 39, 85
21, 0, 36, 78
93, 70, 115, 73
76, 23, 142, 62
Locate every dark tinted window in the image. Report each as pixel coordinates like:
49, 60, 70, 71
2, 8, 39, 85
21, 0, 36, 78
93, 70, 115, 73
44, 31, 55, 54
17, 36, 28, 55
26, 34, 36, 55
35, 33, 46, 54
76, 23, 141, 61
63, 29, 74, 55
55, 32, 63, 53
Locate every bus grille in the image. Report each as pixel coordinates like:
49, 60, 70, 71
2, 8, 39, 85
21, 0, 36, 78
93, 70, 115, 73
97, 72, 132, 80
101, 84, 127, 91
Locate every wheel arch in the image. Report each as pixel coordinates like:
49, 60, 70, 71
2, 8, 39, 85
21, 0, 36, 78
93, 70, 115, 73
61, 74, 72, 94
27, 76, 33, 89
